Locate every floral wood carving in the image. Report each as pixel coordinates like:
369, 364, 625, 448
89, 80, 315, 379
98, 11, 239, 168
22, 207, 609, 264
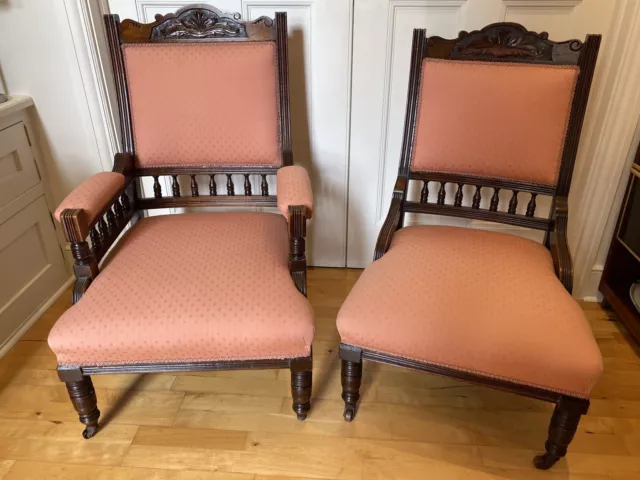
151, 6, 246, 40
451, 23, 582, 61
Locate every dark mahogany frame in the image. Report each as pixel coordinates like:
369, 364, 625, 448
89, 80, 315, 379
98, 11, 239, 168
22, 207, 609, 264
339, 23, 601, 470
56, 5, 313, 440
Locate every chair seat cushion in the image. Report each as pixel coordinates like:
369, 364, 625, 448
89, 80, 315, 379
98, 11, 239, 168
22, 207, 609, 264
337, 226, 602, 398
49, 212, 314, 366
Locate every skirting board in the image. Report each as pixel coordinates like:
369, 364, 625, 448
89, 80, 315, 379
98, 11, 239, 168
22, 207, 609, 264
0, 276, 73, 359
582, 265, 605, 302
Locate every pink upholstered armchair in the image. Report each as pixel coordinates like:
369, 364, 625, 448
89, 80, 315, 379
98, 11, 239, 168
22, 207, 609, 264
336, 24, 603, 470
49, 5, 315, 439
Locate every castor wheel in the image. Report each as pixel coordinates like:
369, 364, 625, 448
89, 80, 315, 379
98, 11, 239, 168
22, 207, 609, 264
292, 401, 310, 421
533, 453, 560, 470
343, 405, 356, 422
82, 424, 99, 439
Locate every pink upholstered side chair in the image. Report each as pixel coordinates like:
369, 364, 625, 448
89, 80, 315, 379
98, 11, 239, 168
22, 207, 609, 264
49, 5, 314, 439
336, 24, 602, 470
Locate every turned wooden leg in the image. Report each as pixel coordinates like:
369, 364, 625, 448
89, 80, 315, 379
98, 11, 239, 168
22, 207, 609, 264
340, 344, 363, 422
534, 397, 588, 470
65, 376, 100, 439
341, 359, 362, 422
290, 356, 312, 421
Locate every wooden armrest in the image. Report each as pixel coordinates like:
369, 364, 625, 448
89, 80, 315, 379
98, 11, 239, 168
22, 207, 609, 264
277, 166, 313, 220
549, 196, 573, 293
374, 176, 406, 261
60, 153, 137, 297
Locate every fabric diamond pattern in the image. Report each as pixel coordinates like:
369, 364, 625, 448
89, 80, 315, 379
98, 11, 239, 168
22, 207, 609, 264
48, 212, 314, 366
411, 59, 579, 186
123, 42, 281, 167
337, 226, 603, 398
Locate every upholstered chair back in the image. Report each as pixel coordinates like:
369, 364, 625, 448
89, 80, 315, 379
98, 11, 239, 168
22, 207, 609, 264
107, 5, 289, 170
411, 60, 579, 187
122, 42, 281, 168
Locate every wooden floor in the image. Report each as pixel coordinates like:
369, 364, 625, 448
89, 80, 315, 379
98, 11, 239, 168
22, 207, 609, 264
0, 268, 639, 479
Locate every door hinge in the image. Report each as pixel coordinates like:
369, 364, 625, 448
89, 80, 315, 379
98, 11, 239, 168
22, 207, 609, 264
23, 124, 32, 146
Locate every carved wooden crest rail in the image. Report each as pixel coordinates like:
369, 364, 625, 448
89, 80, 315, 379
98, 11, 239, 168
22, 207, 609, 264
428, 23, 584, 64
152, 6, 247, 39
119, 5, 275, 43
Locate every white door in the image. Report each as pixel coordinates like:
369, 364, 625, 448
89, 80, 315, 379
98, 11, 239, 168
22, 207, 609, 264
107, 0, 353, 267
346, 0, 616, 267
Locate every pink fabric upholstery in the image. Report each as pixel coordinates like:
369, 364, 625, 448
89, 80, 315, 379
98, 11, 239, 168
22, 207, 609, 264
54, 172, 125, 223
277, 166, 314, 219
48, 212, 314, 366
337, 226, 602, 398
122, 42, 281, 168
411, 59, 579, 186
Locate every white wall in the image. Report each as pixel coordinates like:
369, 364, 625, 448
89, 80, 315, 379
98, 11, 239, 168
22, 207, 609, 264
0, 0, 105, 210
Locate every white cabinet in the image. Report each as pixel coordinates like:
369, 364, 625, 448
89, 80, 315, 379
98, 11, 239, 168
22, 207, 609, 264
0, 96, 68, 354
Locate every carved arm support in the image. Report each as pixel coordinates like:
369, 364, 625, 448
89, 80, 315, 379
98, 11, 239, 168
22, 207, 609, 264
277, 166, 313, 296
56, 154, 136, 302
374, 176, 407, 261
549, 196, 573, 293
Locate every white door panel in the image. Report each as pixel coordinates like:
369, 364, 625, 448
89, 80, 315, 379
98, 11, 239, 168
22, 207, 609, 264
107, 0, 352, 267
347, 0, 615, 267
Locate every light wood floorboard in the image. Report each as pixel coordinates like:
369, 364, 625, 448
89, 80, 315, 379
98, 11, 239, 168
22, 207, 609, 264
0, 267, 638, 479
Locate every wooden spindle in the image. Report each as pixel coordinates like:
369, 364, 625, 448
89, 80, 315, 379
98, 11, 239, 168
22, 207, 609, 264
98, 218, 108, 242
114, 198, 124, 224
420, 181, 429, 203
472, 186, 482, 209
153, 175, 162, 198
508, 190, 519, 214
244, 174, 252, 196
261, 174, 269, 196
490, 188, 500, 212
437, 182, 446, 205
454, 183, 463, 207
190, 175, 199, 197
172, 175, 180, 197
121, 193, 130, 213
106, 209, 117, 237
526, 193, 537, 217
209, 174, 217, 196
226, 174, 235, 196
90, 228, 101, 254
